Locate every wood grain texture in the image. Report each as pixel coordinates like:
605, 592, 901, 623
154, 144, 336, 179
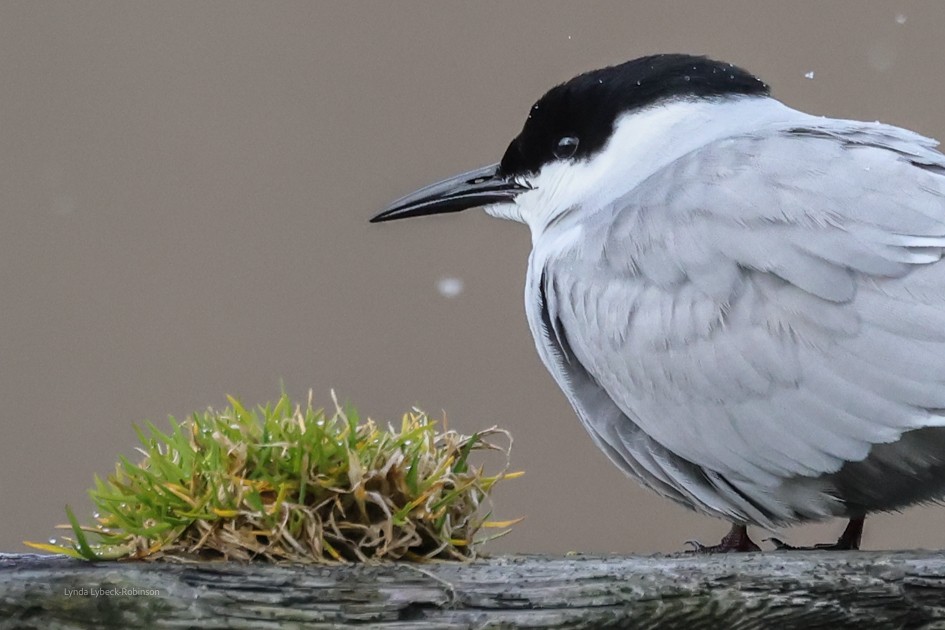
2, 551, 944, 629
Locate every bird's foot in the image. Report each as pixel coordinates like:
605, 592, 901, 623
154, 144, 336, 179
686, 524, 760, 553
767, 516, 864, 551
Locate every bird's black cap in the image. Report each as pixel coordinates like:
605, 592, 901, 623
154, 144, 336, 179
498, 54, 769, 177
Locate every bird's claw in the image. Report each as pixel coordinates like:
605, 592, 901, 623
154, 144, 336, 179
765, 537, 859, 551
765, 537, 794, 550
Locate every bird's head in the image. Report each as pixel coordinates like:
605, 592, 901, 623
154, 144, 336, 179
372, 54, 769, 232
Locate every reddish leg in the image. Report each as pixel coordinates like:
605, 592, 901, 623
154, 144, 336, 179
769, 516, 865, 551
687, 523, 761, 553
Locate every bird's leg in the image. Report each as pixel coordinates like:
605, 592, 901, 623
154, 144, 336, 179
686, 523, 761, 553
769, 516, 864, 551
831, 516, 865, 550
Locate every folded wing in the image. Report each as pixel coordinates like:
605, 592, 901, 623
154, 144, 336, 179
539, 120, 945, 519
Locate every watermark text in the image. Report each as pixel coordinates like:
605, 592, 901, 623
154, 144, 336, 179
64, 586, 161, 597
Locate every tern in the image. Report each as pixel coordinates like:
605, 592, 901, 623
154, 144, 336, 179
372, 54, 945, 552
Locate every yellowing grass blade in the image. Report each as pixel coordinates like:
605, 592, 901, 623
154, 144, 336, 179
481, 516, 525, 528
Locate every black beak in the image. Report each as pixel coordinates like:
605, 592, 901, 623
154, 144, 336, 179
371, 163, 528, 223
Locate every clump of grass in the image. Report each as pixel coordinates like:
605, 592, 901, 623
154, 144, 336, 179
28, 391, 521, 562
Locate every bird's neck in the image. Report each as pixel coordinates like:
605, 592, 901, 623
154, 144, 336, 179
493, 96, 808, 244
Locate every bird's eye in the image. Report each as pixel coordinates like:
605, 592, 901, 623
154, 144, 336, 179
553, 136, 579, 159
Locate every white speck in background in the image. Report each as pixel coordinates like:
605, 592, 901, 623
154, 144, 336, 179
895, 13, 907, 25
436, 276, 464, 298
804, 71, 815, 80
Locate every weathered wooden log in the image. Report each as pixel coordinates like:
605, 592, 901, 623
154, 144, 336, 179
1, 551, 944, 628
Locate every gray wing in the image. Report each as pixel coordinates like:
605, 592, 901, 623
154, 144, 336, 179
538, 120, 945, 517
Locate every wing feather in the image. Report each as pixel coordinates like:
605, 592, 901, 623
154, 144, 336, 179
542, 119, 945, 499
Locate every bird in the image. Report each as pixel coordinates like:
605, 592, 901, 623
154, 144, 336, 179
371, 53, 945, 552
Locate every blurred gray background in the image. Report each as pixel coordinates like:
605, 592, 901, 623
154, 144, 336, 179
3, 1, 944, 554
